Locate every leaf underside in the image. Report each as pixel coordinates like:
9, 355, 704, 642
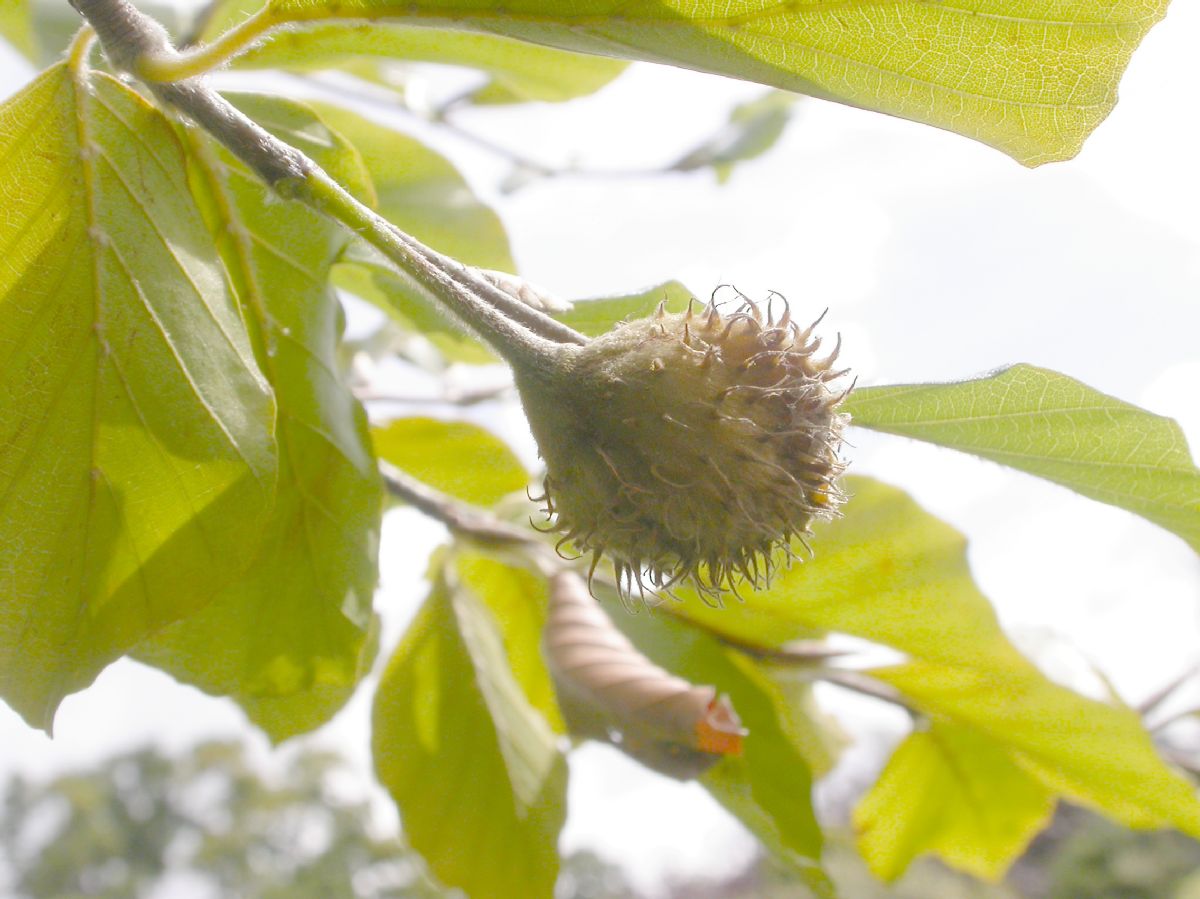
228, 0, 1165, 164
201, 0, 626, 103
845, 364, 1200, 554
674, 476, 1200, 877
854, 721, 1056, 882
372, 574, 566, 899
0, 64, 277, 730
134, 93, 382, 743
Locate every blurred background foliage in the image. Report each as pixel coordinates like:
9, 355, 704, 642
4, 742, 1199, 899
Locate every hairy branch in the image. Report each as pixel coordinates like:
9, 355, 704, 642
380, 461, 539, 550
355, 383, 513, 406
70, 0, 586, 374
816, 669, 915, 712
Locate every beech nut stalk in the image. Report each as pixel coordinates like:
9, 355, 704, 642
512, 293, 851, 602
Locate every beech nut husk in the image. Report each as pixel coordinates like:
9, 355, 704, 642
515, 294, 850, 601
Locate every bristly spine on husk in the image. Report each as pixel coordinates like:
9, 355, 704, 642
512, 290, 852, 604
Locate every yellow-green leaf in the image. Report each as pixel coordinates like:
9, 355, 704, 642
556, 280, 694, 337
316, 101, 515, 363
854, 721, 1055, 882
248, 23, 626, 104
676, 475, 1020, 667
672, 90, 799, 182
373, 417, 528, 507
200, 0, 624, 103
676, 476, 1200, 864
316, 102, 512, 272
845, 365, 1200, 554
134, 94, 381, 742
372, 577, 566, 899
0, 0, 33, 56
874, 659, 1200, 840
206, 0, 1166, 164
0, 64, 277, 730
453, 550, 565, 733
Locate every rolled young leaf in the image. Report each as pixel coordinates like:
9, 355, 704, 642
544, 570, 745, 779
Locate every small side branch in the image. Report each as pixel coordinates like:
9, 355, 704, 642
70, 0, 587, 374
380, 461, 536, 550
816, 669, 915, 712
355, 383, 513, 407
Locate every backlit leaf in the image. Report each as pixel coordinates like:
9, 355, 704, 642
134, 94, 380, 742
672, 90, 799, 182
453, 551, 565, 733
873, 659, 1200, 840
676, 477, 1200, 862
372, 575, 566, 899
854, 721, 1055, 881
316, 101, 514, 363
845, 365, 1200, 554
675, 475, 1017, 664
242, 22, 626, 104
0, 0, 33, 56
315, 102, 512, 272
202, 0, 1166, 164
0, 64, 277, 730
373, 417, 528, 507
555, 280, 694, 337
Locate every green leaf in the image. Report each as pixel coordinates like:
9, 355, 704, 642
315, 102, 512, 271
313, 101, 514, 363
555, 280, 694, 337
133, 93, 381, 742
225, 93, 376, 202
672, 90, 799, 182
199, 0, 624, 103
590, 585, 832, 895
453, 550, 565, 733
236, 615, 380, 740
675, 475, 1018, 665
873, 659, 1200, 841
265, 27, 626, 104
854, 721, 1055, 882
373, 417, 528, 507
372, 575, 567, 899
0, 64, 277, 730
676, 477, 1200, 856
0, 0, 33, 56
231, 0, 1166, 165
844, 365, 1200, 554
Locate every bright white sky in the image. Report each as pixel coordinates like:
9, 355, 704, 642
2, 4, 1199, 894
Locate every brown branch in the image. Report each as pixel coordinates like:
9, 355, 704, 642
69, 0, 587, 367
355, 383, 513, 407
379, 461, 533, 549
